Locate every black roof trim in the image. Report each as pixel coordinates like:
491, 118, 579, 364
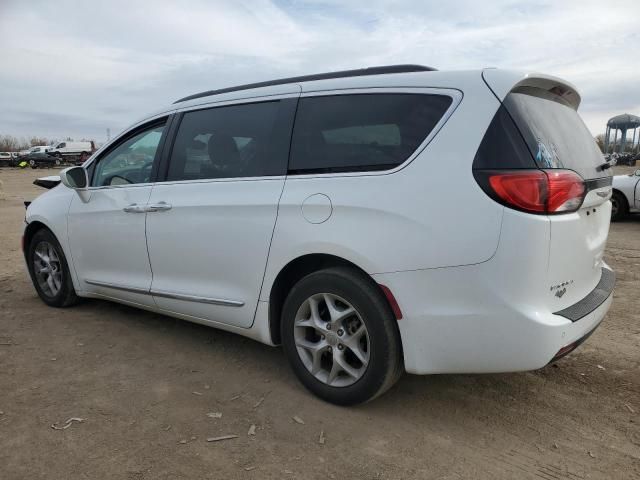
174, 64, 437, 104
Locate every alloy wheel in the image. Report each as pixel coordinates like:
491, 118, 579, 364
33, 241, 63, 297
293, 293, 370, 387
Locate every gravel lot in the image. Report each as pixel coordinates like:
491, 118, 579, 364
0, 166, 639, 479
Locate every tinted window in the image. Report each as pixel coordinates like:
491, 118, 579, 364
92, 123, 165, 187
289, 94, 452, 173
167, 101, 283, 181
473, 105, 536, 170
504, 87, 607, 180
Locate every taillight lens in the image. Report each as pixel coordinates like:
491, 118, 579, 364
476, 169, 585, 214
545, 170, 586, 212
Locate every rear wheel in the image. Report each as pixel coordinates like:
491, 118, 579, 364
611, 191, 628, 221
27, 229, 79, 307
281, 267, 403, 405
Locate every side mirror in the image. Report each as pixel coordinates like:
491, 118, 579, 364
60, 166, 88, 189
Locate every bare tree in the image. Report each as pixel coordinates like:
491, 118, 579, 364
0, 135, 20, 151
29, 136, 51, 147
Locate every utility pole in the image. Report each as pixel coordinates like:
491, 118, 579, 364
106, 128, 111, 142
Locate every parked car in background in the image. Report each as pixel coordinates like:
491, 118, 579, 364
0, 152, 12, 167
48, 141, 96, 165
24, 145, 58, 168
23, 66, 615, 404
611, 168, 640, 220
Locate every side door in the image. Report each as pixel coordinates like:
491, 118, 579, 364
145, 96, 298, 328
67, 118, 170, 307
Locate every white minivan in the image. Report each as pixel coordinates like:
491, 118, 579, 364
23, 65, 615, 404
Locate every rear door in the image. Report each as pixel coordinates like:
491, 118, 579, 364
499, 86, 613, 309
145, 95, 298, 328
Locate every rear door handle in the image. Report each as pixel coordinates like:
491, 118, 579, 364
146, 201, 172, 212
123, 203, 146, 213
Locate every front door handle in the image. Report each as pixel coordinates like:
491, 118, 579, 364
146, 201, 172, 212
123, 203, 146, 213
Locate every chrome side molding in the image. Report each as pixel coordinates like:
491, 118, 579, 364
84, 279, 244, 307
151, 289, 244, 307
85, 279, 149, 295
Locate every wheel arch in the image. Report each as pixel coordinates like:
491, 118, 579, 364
612, 188, 629, 212
23, 220, 53, 259
23, 216, 82, 294
267, 253, 399, 345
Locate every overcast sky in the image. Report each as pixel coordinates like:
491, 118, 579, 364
1, 0, 639, 142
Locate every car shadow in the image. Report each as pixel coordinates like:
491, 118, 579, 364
73, 296, 601, 416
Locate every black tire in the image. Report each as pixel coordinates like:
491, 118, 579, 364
611, 191, 628, 222
26, 228, 80, 308
281, 267, 403, 405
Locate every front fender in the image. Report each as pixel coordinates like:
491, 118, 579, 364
25, 186, 81, 292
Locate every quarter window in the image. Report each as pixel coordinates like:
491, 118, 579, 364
92, 123, 165, 187
167, 101, 283, 181
289, 94, 453, 174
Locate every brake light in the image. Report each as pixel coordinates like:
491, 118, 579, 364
476, 169, 585, 214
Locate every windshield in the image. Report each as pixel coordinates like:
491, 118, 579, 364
504, 87, 608, 180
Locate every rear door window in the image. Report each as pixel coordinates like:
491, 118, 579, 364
289, 94, 453, 174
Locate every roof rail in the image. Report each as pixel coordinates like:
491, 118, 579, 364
174, 64, 436, 104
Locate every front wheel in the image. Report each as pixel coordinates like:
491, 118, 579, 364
611, 191, 628, 221
281, 267, 403, 405
27, 228, 79, 307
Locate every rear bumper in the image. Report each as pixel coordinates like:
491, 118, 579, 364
373, 266, 614, 375
554, 268, 615, 322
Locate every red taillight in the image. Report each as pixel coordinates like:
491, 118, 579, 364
479, 169, 585, 214
545, 170, 586, 212
488, 171, 547, 212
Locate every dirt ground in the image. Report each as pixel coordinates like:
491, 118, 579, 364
0, 166, 638, 480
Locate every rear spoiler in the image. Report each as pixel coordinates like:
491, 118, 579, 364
482, 69, 581, 110
33, 175, 61, 189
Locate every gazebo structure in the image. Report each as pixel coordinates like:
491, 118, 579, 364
604, 113, 640, 154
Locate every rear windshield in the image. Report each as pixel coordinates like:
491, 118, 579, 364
504, 87, 607, 180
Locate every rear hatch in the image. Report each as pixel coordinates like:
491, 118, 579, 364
478, 75, 613, 311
